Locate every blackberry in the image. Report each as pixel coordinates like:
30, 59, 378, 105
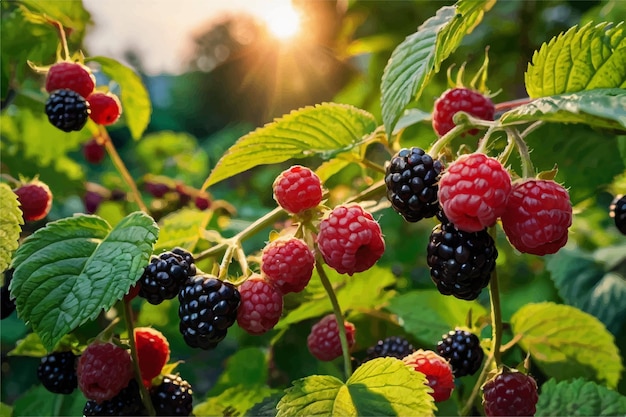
385, 147, 444, 222
178, 275, 240, 349
437, 328, 484, 377
150, 374, 193, 416
364, 336, 415, 361
45, 89, 90, 132
138, 249, 197, 305
610, 194, 626, 235
83, 378, 147, 416
1, 269, 16, 319
427, 212, 497, 300
37, 351, 78, 394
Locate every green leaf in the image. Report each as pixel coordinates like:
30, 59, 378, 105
501, 89, 626, 132
87, 56, 152, 140
536, 378, 626, 416
7, 332, 47, 357
155, 208, 212, 253
392, 108, 432, 135
546, 247, 626, 334
12, 384, 86, 417
194, 386, 278, 417
511, 302, 623, 388
386, 290, 488, 345
209, 347, 269, 395
0, 402, 12, 417
246, 392, 283, 417
276, 358, 436, 417
381, 0, 495, 135
10, 212, 158, 350
202, 103, 377, 188
525, 22, 626, 98
20, 0, 91, 38
0, 183, 23, 273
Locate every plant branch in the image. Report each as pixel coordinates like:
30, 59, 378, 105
507, 127, 534, 178
460, 354, 495, 416
48, 18, 70, 61
488, 226, 503, 367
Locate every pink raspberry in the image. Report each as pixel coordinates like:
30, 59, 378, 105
14, 180, 53, 222
403, 349, 455, 402
134, 327, 170, 387
438, 153, 511, 232
501, 179, 572, 255
307, 313, 356, 361
482, 368, 538, 416
432, 88, 495, 136
261, 237, 315, 293
76, 342, 134, 403
317, 204, 385, 275
45, 61, 96, 99
237, 274, 283, 335
273, 165, 323, 214
87, 92, 122, 125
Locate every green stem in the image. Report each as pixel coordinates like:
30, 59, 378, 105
100, 127, 148, 213
459, 354, 495, 416
315, 254, 352, 380
428, 123, 469, 157
122, 300, 156, 416
49, 19, 70, 61
507, 127, 534, 178
488, 226, 503, 367
345, 179, 387, 205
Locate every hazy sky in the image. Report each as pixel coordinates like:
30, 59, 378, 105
83, 0, 293, 75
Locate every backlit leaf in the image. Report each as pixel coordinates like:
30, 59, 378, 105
0, 184, 23, 273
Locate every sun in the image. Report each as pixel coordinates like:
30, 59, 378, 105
259, 2, 302, 41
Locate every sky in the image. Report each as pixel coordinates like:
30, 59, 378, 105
83, 0, 296, 75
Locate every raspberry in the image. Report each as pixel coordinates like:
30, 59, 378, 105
402, 349, 455, 402
610, 194, 626, 235
77, 342, 134, 403
432, 88, 495, 136
317, 204, 385, 275
261, 237, 315, 293
194, 194, 211, 210
84, 190, 104, 214
178, 275, 240, 349
307, 313, 356, 361
437, 328, 484, 377
364, 336, 415, 362
37, 351, 78, 394
385, 147, 445, 222
236, 274, 283, 335
45, 89, 91, 132
438, 153, 511, 232
14, 180, 53, 222
501, 179, 572, 256
45, 61, 95, 99
83, 378, 147, 416
145, 182, 171, 198
87, 92, 122, 125
150, 374, 193, 416
427, 211, 497, 300
134, 327, 170, 386
482, 368, 538, 416
273, 165, 323, 214
138, 249, 197, 305
83, 138, 106, 164
1, 269, 16, 319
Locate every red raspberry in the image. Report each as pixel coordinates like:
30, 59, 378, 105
124, 283, 141, 302
14, 180, 53, 222
432, 88, 495, 136
194, 194, 211, 210
236, 274, 283, 335
273, 165, 323, 214
83, 138, 106, 164
438, 153, 511, 232
317, 204, 385, 275
76, 342, 134, 403
145, 181, 171, 198
402, 349, 455, 402
134, 327, 170, 387
482, 368, 538, 416
307, 313, 356, 361
45, 61, 95, 99
261, 237, 315, 293
87, 92, 122, 125
501, 179, 572, 255
84, 190, 104, 214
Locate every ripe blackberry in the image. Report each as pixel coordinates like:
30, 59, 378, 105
178, 275, 240, 349
37, 351, 78, 394
427, 212, 497, 300
385, 147, 444, 222
83, 378, 147, 416
364, 336, 415, 361
432, 88, 495, 136
437, 328, 484, 377
482, 368, 538, 416
150, 374, 193, 416
609, 194, 626, 235
45, 89, 90, 132
1, 269, 16, 319
138, 249, 197, 305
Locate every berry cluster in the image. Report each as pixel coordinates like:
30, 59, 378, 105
138, 248, 197, 305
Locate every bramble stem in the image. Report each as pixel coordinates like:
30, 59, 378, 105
122, 300, 156, 416
507, 128, 534, 178
494, 97, 532, 112
315, 254, 352, 380
428, 123, 470, 157
49, 19, 70, 61
99, 127, 148, 213
460, 354, 495, 416
488, 226, 503, 367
